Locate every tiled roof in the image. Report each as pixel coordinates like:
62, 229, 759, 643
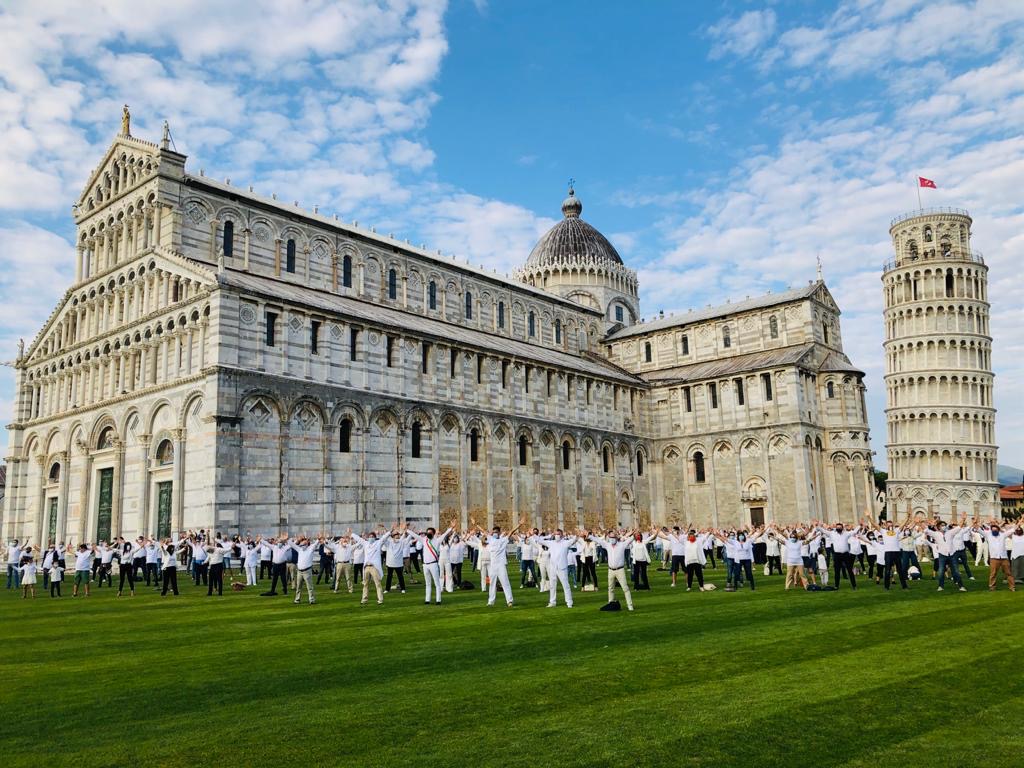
216, 269, 644, 385
819, 350, 864, 375
640, 343, 816, 385
606, 281, 826, 341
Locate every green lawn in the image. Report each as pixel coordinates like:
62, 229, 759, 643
1, 563, 1021, 768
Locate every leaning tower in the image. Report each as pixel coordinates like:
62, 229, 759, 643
883, 208, 1000, 519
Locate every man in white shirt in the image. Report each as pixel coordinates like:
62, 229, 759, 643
539, 529, 578, 608
288, 536, 319, 604
980, 522, 1015, 591
6, 539, 24, 589
350, 527, 387, 605
662, 527, 687, 587
874, 518, 910, 590
96, 542, 116, 588
476, 519, 521, 607
383, 528, 416, 593
922, 520, 965, 591
326, 536, 353, 593
517, 530, 539, 588
260, 537, 292, 596
72, 543, 95, 597
591, 530, 634, 610
409, 522, 454, 604
822, 523, 859, 590
205, 536, 233, 596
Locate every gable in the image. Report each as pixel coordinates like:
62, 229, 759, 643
23, 247, 216, 365
811, 283, 839, 313
76, 135, 162, 216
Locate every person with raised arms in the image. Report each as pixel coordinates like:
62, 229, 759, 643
589, 528, 635, 611
448, 533, 466, 590
160, 535, 186, 596
630, 529, 656, 590
922, 517, 966, 592
117, 537, 146, 597
286, 534, 319, 605
538, 526, 578, 608
977, 519, 1015, 591
820, 521, 859, 590
408, 520, 456, 604
471, 518, 521, 607
383, 525, 417, 594
349, 525, 388, 605
324, 535, 353, 594
71, 542, 96, 597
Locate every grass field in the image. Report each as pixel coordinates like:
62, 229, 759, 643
1, 563, 1021, 768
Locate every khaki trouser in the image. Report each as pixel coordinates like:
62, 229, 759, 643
785, 564, 807, 590
361, 565, 383, 603
333, 561, 352, 592
607, 566, 633, 610
293, 568, 316, 603
988, 558, 1015, 590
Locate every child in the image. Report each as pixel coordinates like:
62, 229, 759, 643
20, 558, 38, 598
50, 560, 64, 597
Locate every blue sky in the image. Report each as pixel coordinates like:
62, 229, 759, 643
1, 0, 1022, 468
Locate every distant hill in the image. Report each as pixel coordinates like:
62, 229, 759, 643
998, 464, 1023, 486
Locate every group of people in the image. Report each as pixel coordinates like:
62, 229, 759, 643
6, 513, 1020, 605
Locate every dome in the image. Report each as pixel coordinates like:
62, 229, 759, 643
525, 189, 623, 269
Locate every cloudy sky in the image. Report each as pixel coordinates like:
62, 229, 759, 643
1, 0, 1022, 468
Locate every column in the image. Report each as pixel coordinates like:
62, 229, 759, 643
138, 434, 151, 535
172, 428, 186, 531
75, 245, 84, 282
154, 204, 163, 247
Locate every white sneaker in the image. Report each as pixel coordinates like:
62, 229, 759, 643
959, 586, 967, 592
686, 587, 691, 592
627, 605, 634, 611
936, 586, 943, 591
547, 602, 556, 608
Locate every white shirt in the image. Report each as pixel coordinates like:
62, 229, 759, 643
684, 539, 705, 566
880, 529, 902, 553
630, 534, 653, 562
925, 528, 953, 557
206, 542, 232, 566
244, 546, 261, 566
782, 537, 803, 565
540, 536, 578, 570
415, 529, 452, 565
1010, 534, 1024, 558
983, 529, 1008, 559
487, 534, 512, 566
666, 533, 686, 557
326, 540, 352, 562
145, 544, 160, 564
448, 541, 466, 563
593, 536, 631, 569
74, 549, 94, 571
270, 543, 291, 565
519, 536, 536, 561
6, 544, 22, 565
289, 542, 317, 570
351, 534, 384, 573
20, 563, 38, 580
384, 535, 412, 568
826, 529, 856, 554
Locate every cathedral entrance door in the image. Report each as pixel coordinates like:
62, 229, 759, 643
156, 482, 173, 539
749, 507, 765, 527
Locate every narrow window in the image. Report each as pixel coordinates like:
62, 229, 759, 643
339, 419, 352, 453
683, 386, 692, 412
450, 349, 458, 378
680, 335, 689, 355
762, 372, 773, 401
586, 380, 592, 404
636, 450, 644, 477
223, 220, 234, 258
286, 239, 296, 273
342, 255, 352, 288
386, 336, 394, 367
171, 280, 179, 303
562, 441, 571, 470
566, 375, 572, 401
945, 271, 954, 298
265, 312, 277, 347
823, 320, 830, 344
428, 280, 437, 310
476, 355, 483, 383
722, 326, 731, 348
388, 268, 397, 300
349, 327, 359, 361
465, 292, 473, 320
615, 305, 624, 323
528, 312, 536, 337
411, 421, 422, 458
518, 435, 528, 466
644, 342, 652, 363
310, 320, 320, 355
709, 382, 718, 409
555, 319, 562, 344
694, 452, 706, 483
735, 377, 745, 406
524, 365, 531, 393
497, 301, 505, 329
421, 342, 430, 374
546, 371, 553, 397
602, 446, 610, 474
470, 428, 479, 462
826, 381, 835, 399
769, 316, 778, 339
501, 359, 509, 389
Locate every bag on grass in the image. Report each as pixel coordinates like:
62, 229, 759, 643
600, 600, 621, 612
702, 583, 717, 591
763, 564, 770, 577
231, 581, 245, 592
460, 581, 475, 590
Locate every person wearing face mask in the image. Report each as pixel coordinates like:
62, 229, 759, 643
589, 529, 634, 610
683, 529, 708, 591
349, 526, 387, 605
869, 516, 910, 591
922, 519, 966, 592
472, 519, 521, 607
732, 528, 756, 590
448, 534, 466, 589
770, 525, 808, 590
821, 522, 859, 590
408, 521, 454, 605
630, 529, 656, 590
383, 525, 416, 594
657, 526, 688, 588
979, 520, 1015, 591
539, 527, 579, 608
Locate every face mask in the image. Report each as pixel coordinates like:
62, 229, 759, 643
738, 535, 746, 542
635, 535, 642, 541
991, 529, 999, 536
687, 536, 696, 543
790, 536, 797, 542
836, 527, 844, 533
609, 537, 618, 544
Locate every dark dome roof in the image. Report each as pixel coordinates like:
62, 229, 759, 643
525, 189, 623, 269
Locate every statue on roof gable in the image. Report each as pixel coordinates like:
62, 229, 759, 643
121, 105, 131, 137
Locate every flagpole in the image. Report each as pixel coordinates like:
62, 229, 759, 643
916, 177, 922, 210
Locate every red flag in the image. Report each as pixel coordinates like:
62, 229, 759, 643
918, 176, 937, 188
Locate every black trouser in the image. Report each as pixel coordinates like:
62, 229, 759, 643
686, 563, 705, 588
883, 551, 907, 589
521, 560, 537, 586
50, 579, 61, 597
833, 552, 857, 588
956, 550, 973, 579
132, 558, 146, 581
767, 555, 783, 575
260, 560, 272, 580
268, 562, 288, 594
452, 562, 463, 585
632, 561, 650, 589
409, 553, 421, 574
582, 557, 598, 588
194, 562, 208, 585
92, 558, 101, 579
161, 567, 179, 595
97, 564, 113, 587
386, 566, 406, 591
855, 551, 866, 571
316, 558, 333, 584
734, 559, 755, 589
354, 563, 363, 584
705, 548, 716, 569
208, 563, 224, 595
867, 554, 879, 578
146, 562, 161, 585
118, 564, 135, 593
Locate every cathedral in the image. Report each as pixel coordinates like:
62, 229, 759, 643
2, 117, 876, 545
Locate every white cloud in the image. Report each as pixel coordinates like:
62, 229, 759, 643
708, 9, 778, 60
